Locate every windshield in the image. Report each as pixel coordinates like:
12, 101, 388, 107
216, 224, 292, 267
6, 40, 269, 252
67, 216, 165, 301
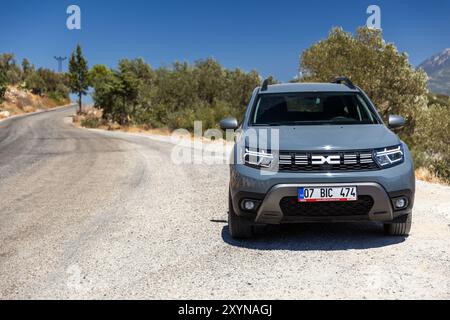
250, 92, 380, 126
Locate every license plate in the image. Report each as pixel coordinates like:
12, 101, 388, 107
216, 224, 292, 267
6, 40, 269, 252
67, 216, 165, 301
298, 186, 358, 202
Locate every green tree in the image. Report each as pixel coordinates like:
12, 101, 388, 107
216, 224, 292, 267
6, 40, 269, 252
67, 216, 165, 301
89, 62, 142, 125
299, 27, 428, 139
68, 44, 89, 114
37, 68, 61, 92
89, 65, 112, 88
91, 57, 267, 129
23, 67, 69, 100
25, 72, 46, 95
194, 58, 226, 104
0, 53, 21, 85
89, 64, 115, 110
116, 71, 140, 124
21, 58, 33, 79
118, 58, 153, 83
224, 68, 261, 119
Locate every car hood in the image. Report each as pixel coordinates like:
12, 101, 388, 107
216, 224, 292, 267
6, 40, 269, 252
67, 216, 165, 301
244, 125, 400, 151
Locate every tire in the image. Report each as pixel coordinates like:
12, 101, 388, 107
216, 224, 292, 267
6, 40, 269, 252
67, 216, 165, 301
228, 191, 253, 239
384, 213, 412, 236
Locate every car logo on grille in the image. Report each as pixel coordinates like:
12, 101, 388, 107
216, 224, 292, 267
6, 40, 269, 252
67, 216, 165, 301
311, 155, 341, 165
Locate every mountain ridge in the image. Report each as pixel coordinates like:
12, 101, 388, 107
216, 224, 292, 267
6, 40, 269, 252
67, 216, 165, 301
419, 48, 450, 95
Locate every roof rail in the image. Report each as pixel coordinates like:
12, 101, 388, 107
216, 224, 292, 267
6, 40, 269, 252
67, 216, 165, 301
332, 76, 356, 90
261, 79, 270, 91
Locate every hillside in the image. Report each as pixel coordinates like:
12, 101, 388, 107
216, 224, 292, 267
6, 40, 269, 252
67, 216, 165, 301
419, 48, 450, 95
0, 86, 69, 120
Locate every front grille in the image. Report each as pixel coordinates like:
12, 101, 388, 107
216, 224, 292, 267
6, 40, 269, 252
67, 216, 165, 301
278, 150, 379, 172
279, 196, 374, 217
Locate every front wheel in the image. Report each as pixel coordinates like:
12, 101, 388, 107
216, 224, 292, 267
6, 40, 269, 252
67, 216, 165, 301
384, 213, 412, 236
228, 191, 253, 239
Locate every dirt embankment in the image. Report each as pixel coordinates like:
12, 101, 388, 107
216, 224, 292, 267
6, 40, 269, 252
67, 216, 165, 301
0, 86, 70, 120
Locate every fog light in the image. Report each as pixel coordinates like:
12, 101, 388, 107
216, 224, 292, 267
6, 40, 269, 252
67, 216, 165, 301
243, 200, 256, 211
394, 198, 408, 209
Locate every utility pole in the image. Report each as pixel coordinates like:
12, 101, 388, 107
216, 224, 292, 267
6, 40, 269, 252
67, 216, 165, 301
54, 56, 67, 73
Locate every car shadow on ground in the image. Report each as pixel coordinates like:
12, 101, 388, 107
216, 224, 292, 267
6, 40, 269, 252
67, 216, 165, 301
221, 223, 406, 251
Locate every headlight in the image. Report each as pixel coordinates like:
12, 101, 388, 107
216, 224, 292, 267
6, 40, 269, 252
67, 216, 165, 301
244, 148, 274, 168
373, 145, 404, 168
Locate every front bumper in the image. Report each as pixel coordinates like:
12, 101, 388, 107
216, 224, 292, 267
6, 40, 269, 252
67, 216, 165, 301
230, 159, 415, 224
256, 182, 411, 224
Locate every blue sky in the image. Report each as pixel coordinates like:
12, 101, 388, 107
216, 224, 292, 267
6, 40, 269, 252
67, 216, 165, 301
1, 0, 450, 81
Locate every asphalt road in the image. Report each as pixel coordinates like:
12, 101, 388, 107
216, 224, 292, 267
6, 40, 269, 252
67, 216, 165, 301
0, 106, 449, 299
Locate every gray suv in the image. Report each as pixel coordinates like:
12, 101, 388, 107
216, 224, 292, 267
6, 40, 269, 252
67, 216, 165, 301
220, 77, 415, 239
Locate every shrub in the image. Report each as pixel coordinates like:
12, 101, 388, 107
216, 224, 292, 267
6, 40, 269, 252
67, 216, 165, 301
81, 116, 101, 128
413, 104, 450, 181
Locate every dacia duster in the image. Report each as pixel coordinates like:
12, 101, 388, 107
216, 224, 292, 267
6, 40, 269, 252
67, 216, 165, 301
220, 77, 415, 239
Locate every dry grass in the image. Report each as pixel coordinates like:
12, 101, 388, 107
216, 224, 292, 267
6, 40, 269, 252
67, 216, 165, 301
74, 107, 235, 145
415, 167, 449, 185
73, 107, 177, 135
121, 126, 172, 136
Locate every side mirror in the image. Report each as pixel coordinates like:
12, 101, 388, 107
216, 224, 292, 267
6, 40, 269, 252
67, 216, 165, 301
220, 117, 239, 130
388, 115, 405, 130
